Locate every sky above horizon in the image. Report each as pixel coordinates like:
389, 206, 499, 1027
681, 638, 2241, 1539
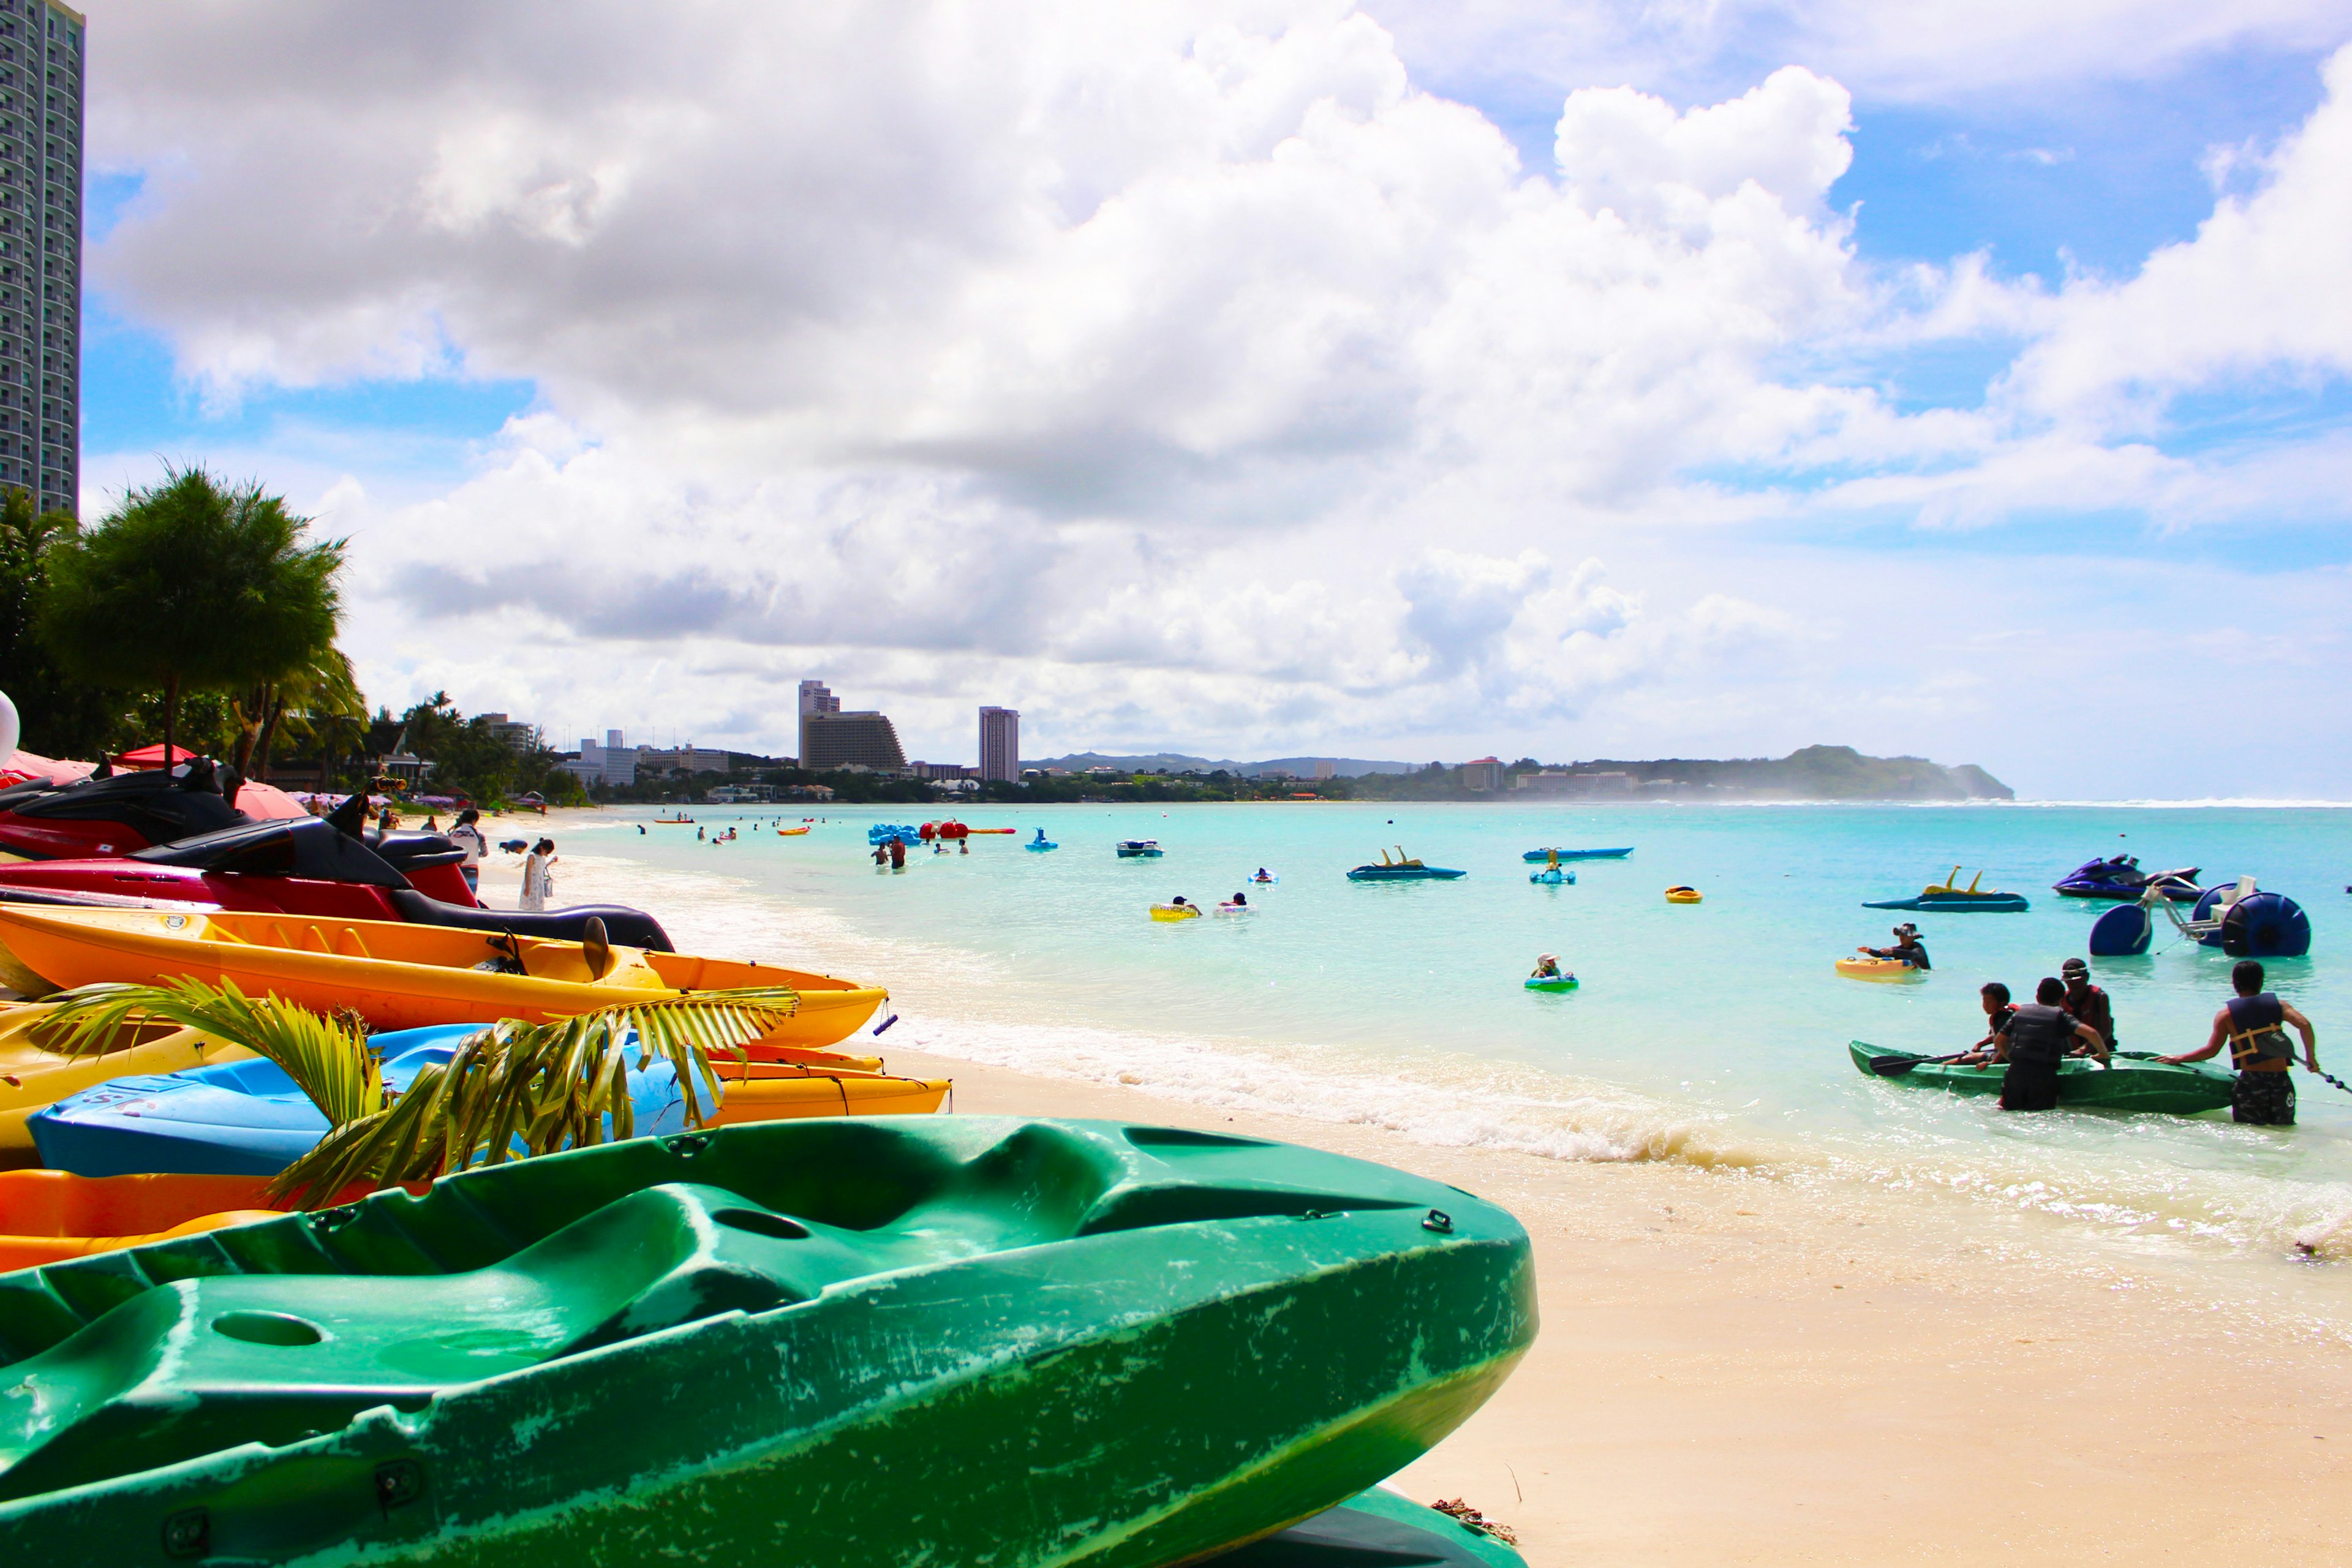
74, 1, 2352, 799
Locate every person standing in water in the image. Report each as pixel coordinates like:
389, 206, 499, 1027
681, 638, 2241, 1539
2059, 958, 2114, 1052
1991, 977, 2108, 1110
2160, 960, 2320, 1125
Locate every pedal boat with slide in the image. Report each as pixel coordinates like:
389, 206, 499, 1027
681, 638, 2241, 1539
1849, 1041, 2234, 1115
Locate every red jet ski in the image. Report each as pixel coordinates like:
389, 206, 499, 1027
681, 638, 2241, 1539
0, 808, 674, 950
0, 760, 252, 862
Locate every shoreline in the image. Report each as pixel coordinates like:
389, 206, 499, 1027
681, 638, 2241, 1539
886, 1041, 2352, 1565
479, 810, 2352, 1562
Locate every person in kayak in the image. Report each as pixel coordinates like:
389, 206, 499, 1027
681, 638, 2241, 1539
1952, 982, 2017, 1065
1992, 977, 2109, 1110
1858, 923, 1931, 971
2157, 960, 2320, 1126
2059, 957, 2114, 1052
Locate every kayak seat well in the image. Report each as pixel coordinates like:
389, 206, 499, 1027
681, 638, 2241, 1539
0, 1117, 1516, 1503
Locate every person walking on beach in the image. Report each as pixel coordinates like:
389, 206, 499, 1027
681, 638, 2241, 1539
520, 838, 557, 912
2059, 958, 2114, 1052
1992, 977, 2108, 1110
446, 807, 488, 898
2158, 960, 2320, 1126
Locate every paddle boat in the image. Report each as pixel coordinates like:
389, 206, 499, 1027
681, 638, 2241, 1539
1836, 956, 1922, 982
1664, 886, 1702, 904
1115, 839, 1164, 858
1849, 1042, 2233, 1115
1864, 867, 2029, 913
29, 1027, 943, 1178
0, 1117, 1536, 1567
1346, 848, 1466, 882
0, 905, 889, 1046
2052, 854, 2200, 901
2089, 875, 2312, 959
1527, 850, 1575, 886
1025, 829, 1057, 851
1520, 846, 1632, 862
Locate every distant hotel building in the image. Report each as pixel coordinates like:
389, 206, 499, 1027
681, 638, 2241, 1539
1, 2, 83, 513
562, 729, 635, 788
978, 706, 1019, 782
797, 679, 907, 772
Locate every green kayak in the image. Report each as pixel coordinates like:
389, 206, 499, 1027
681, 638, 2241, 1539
0, 1117, 1536, 1567
1849, 1041, 2236, 1115
1214, 1487, 1528, 1565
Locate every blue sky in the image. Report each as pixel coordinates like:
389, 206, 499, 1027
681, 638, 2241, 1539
70, 4, 2352, 797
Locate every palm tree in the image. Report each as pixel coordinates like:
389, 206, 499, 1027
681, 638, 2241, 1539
234, 644, 364, 781
32, 978, 801, 1207
34, 466, 345, 767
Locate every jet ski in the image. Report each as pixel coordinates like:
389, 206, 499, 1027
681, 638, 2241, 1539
2052, 854, 2201, 902
0, 758, 249, 862
0, 801, 673, 950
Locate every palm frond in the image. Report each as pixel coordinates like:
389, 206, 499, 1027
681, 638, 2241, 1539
29, 978, 380, 1126
269, 991, 800, 1207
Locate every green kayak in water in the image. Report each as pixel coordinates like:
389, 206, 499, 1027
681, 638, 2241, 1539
1849, 1041, 2235, 1115
0, 1117, 1536, 1568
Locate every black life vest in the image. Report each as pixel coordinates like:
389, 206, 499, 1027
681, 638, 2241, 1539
2004, 1003, 2078, 1068
2225, 993, 2293, 1071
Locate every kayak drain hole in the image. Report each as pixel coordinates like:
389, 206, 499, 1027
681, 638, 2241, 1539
713, 1208, 812, 1242
213, 1311, 325, 1347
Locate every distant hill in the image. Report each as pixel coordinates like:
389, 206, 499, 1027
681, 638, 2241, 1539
1030, 752, 1413, 778
1523, 745, 2013, 802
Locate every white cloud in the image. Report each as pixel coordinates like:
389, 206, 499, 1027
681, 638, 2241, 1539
75, 4, 2352, 790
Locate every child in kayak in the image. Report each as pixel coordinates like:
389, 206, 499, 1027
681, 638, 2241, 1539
1951, 982, 2016, 1065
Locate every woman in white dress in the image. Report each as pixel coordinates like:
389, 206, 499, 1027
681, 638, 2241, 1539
519, 837, 557, 911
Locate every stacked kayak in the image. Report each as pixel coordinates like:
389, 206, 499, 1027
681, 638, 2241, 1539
0, 1169, 287, 1271
0, 905, 888, 1046
0, 1116, 1536, 1566
29, 1025, 945, 1178
0, 1005, 252, 1166
1213, 1488, 1527, 1566
1849, 1042, 2234, 1115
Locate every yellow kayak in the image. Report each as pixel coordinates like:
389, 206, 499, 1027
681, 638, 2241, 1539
0, 907, 888, 1047
714, 1062, 949, 1124
1836, 956, 1924, 982
1149, 904, 1202, 921
0, 1006, 251, 1167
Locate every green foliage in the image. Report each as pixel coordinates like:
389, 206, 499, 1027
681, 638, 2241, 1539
35, 466, 345, 758
0, 489, 134, 756
274, 989, 801, 1206
394, 690, 578, 804
32, 977, 382, 1127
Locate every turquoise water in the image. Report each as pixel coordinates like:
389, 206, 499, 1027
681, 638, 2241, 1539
557, 802, 2352, 1291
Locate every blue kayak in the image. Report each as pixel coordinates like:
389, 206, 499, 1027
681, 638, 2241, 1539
1347, 865, 1465, 881
29, 1026, 713, 1178
1521, 847, 1632, 862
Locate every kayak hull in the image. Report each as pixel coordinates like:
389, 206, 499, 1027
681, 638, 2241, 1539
1848, 1042, 2235, 1115
0, 906, 887, 1047
1214, 1487, 1529, 1566
1863, 894, 2029, 913
0, 1008, 254, 1166
1347, 867, 1466, 881
1836, 957, 1922, 982
0, 1169, 286, 1270
0, 1117, 1537, 1567
1520, 848, 1631, 862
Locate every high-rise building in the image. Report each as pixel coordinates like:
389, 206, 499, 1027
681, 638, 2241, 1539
1, 3, 82, 514
978, 706, 1019, 783
802, 710, 906, 772
796, 679, 840, 763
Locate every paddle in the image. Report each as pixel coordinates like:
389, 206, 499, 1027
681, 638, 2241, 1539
1868, 1051, 1972, 1077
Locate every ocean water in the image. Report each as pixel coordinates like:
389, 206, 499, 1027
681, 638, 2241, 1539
542, 801, 2352, 1310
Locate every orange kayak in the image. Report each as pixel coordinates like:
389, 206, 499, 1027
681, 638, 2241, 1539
0, 1168, 287, 1270
0, 906, 889, 1047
